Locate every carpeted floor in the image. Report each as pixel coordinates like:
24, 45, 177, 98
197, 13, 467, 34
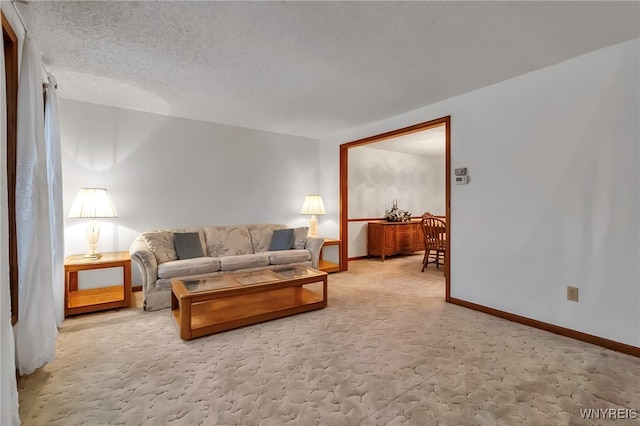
18, 257, 640, 425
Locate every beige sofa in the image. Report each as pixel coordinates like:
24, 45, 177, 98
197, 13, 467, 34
129, 224, 324, 311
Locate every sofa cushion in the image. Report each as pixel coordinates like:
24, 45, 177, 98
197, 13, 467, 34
293, 227, 309, 249
143, 231, 177, 264
266, 249, 311, 265
174, 232, 205, 260
204, 226, 254, 257
269, 229, 294, 251
247, 224, 288, 253
157, 257, 221, 279
218, 254, 270, 271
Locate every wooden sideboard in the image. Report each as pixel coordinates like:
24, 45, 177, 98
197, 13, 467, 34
367, 219, 424, 262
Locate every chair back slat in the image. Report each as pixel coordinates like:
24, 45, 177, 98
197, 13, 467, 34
421, 216, 446, 250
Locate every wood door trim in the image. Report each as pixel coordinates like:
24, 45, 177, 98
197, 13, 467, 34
339, 116, 451, 299
3, 11, 19, 326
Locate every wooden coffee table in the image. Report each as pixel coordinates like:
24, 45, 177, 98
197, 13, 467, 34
171, 266, 328, 340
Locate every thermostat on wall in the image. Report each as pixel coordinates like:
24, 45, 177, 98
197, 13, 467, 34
455, 176, 469, 185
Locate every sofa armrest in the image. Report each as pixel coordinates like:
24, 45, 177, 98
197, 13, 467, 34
305, 237, 324, 269
129, 236, 158, 297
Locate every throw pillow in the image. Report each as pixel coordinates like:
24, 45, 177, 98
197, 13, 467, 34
269, 228, 294, 251
143, 231, 177, 264
174, 232, 205, 260
293, 227, 309, 249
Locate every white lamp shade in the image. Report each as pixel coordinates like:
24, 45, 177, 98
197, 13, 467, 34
68, 188, 118, 218
300, 195, 326, 215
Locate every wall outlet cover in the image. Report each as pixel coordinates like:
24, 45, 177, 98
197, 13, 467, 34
567, 286, 579, 302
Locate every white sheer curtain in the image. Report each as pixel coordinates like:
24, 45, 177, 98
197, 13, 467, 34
14, 36, 58, 375
44, 74, 64, 326
0, 22, 20, 426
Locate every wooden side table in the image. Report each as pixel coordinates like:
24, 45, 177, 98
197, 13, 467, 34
318, 238, 341, 273
64, 251, 132, 317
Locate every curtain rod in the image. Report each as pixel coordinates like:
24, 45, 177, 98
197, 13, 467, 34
9, 0, 29, 35
9, 0, 58, 89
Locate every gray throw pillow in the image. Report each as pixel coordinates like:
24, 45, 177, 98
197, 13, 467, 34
269, 229, 294, 251
174, 232, 205, 260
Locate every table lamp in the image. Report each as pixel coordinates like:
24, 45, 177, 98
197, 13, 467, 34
68, 188, 118, 259
300, 195, 325, 238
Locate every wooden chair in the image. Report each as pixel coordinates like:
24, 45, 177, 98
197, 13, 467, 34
420, 214, 446, 272
419, 212, 433, 270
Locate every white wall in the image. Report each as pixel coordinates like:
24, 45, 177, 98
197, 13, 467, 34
320, 38, 640, 347
60, 100, 319, 286
348, 146, 444, 256
349, 146, 445, 218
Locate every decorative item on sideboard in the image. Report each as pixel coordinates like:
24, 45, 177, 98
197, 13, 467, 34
384, 199, 411, 222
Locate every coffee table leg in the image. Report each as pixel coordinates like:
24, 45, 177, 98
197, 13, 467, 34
322, 277, 328, 308
171, 290, 178, 310
180, 299, 192, 340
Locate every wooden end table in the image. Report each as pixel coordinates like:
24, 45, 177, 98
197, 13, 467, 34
319, 238, 341, 273
64, 251, 132, 317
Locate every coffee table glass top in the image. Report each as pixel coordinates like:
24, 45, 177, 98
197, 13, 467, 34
180, 265, 325, 294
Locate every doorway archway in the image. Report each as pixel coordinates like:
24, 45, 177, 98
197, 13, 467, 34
339, 116, 451, 300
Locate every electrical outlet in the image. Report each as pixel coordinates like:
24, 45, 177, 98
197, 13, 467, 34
567, 286, 579, 302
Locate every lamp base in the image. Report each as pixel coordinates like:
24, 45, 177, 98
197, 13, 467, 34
83, 253, 103, 260
308, 215, 319, 238
85, 219, 103, 260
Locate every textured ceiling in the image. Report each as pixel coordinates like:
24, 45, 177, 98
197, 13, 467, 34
16, 1, 640, 139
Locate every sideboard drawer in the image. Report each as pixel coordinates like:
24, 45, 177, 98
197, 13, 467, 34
397, 231, 413, 251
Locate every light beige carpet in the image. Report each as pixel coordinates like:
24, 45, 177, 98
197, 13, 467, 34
18, 257, 640, 425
